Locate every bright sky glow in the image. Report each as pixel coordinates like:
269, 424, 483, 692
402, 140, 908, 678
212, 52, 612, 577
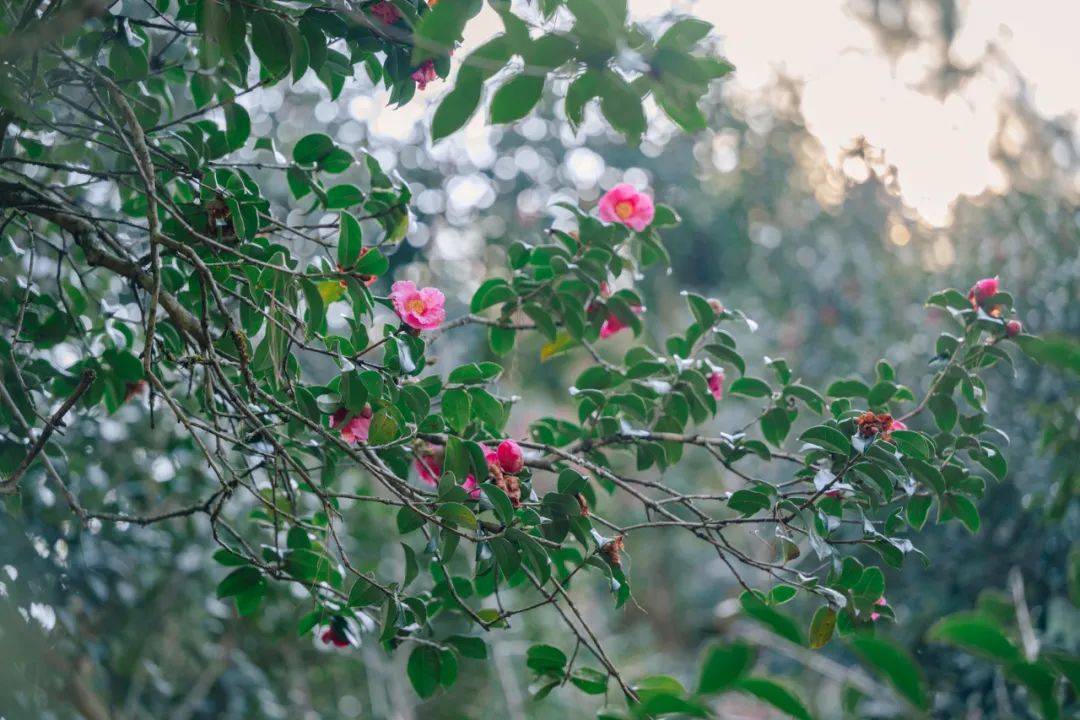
361, 0, 1080, 227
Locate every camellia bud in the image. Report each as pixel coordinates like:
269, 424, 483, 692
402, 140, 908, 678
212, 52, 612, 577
497, 439, 524, 474
1005, 320, 1022, 338
708, 298, 724, 315
707, 370, 725, 401
968, 276, 999, 308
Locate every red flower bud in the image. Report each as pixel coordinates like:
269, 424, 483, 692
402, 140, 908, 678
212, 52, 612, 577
321, 626, 350, 648
968, 276, 999, 310
496, 439, 524, 474
1005, 320, 1022, 338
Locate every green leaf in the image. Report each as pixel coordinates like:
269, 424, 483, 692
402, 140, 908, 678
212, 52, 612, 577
286, 548, 341, 586
926, 613, 1022, 664
481, 483, 515, 525
698, 642, 755, 694
848, 635, 927, 709
570, 667, 608, 694
354, 247, 388, 276
946, 494, 981, 533
728, 489, 771, 517
565, 69, 601, 128
906, 494, 933, 530
808, 606, 837, 649
407, 645, 442, 699
325, 184, 364, 209
784, 384, 825, 414
397, 506, 426, 534
442, 387, 471, 433
826, 379, 870, 398
436, 502, 478, 530
337, 212, 362, 267
928, 393, 958, 432
250, 11, 291, 76
490, 73, 545, 123
526, 643, 567, 673
224, 102, 250, 150
740, 591, 804, 645
599, 72, 645, 142
216, 566, 263, 598
489, 326, 515, 356
294, 133, 335, 164
445, 635, 488, 660
470, 279, 516, 312
212, 548, 249, 566
728, 376, 772, 398
657, 18, 712, 51
799, 425, 852, 455
734, 678, 813, 720
367, 407, 400, 444
769, 585, 797, 604
760, 407, 791, 447
432, 74, 482, 141
412, 0, 480, 64
348, 577, 382, 607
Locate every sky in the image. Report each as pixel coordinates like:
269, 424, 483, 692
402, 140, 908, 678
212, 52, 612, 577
677, 0, 1080, 225
350, 0, 1080, 227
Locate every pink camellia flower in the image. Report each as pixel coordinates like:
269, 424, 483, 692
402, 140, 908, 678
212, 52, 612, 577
597, 183, 655, 232
369, 0, 400, 25
1005, 319, 1022, 338
496, 439, 524, 474
330, 407, 372, 444
411, 60, 438, 91
414, 456, 440, 486
390, 280, 446, 331
599, 305, 644, 339
870, 596, 887, 622
968, 276, 999, 309
707, 370, 725, 401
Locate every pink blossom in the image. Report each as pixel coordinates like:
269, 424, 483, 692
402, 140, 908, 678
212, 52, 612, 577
330, 407, 372, 444
496, 439, 524, 474
870, 596, 887, 622
414, 451, 442, 487
888, 418, 907, 432
390, 280, 446, 331
461, 475, 481, 500
1005, 320, 1022, 338
369, 1, 400, 25
411, 60, 438, 91
599, 305, 644, 339
597, 183, 655, 232
968, 276, 999, 308
707, 370, 725, 401
707, 298, 724, 315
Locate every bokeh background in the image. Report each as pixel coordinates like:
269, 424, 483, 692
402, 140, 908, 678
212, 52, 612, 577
3, 0, 1078, 718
